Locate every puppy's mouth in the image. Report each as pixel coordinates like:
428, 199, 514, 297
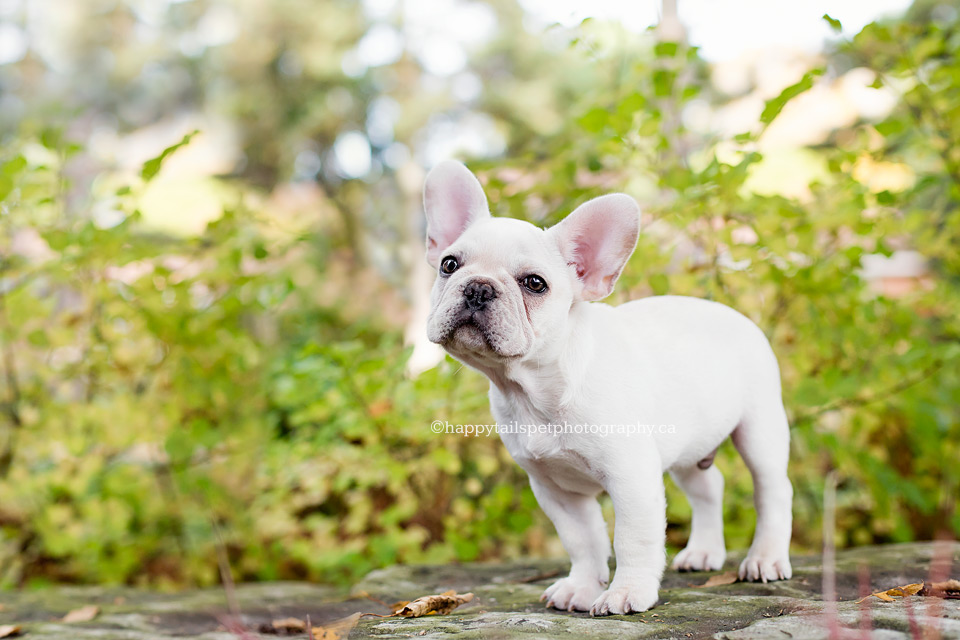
450, 321, 489, 351
441, 311, 520, 359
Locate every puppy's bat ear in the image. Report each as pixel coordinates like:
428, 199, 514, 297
423, 160, 490, 268
549, 194, 640, 301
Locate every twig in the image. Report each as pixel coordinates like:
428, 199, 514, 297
216, 613, 256, 640
823, 471, 841, 640
794, 361, 942, 424
858, 563, 872, 640
213, 521, 241, 619
517, 569, 562, 584
0, 293, 23, 479
315, 173, 366, 266
903, 589, 921, 640
923, 539, 953, 640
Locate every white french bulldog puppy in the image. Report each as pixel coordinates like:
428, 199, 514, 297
423, 160, 793, 615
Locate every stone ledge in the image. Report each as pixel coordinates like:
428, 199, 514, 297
0, 542, 956, 639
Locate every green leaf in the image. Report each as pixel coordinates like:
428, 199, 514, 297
822, 14, 842, 33
875, 118, 904, 136
578, 108, 609, 134
40, 128, 62, 150
876, 190, 895, 205
649, 273, 669, 295
654, 41, 679, 58
141, 130, 200, 182
2, 155, 27, 177
653, 69, 676, 97
760, 68, 823, 125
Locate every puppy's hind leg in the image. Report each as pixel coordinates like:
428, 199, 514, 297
670, 464, 726, 572
733, 399, 793, 582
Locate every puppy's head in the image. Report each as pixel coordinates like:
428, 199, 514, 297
423, 161, 639, 366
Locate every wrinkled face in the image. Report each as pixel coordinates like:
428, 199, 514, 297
422, 160, 640, 368
426, 218, 573, 363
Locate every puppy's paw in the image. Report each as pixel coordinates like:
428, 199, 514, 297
541, 576, 606, 612
671, 544, 726, 572
738, 552, 792, 583
589, 581, 658, 616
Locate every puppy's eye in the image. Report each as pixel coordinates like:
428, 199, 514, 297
521, 274, 548, 293
440, 256, 459, 275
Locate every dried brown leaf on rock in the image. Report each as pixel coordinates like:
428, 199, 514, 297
921, 579, 960, 599
62, 605, 100, 623
697, 571, 738, 588
395, 592, 475, 617
389, 600, 410, 614
267, 617, 306, 633
0, 625, 22, 638
311, 612, 361, 640
856, 582, 924, 604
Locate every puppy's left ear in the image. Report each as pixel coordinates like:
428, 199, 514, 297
549, 194, 640, 301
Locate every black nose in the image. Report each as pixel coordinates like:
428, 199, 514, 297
463, 280, 497, 311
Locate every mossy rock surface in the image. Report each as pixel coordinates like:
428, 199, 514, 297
0, 542, 957, 639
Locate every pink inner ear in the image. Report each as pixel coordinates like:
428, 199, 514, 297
571, 221, 617, 286
552, 193, 640, 300
423, 161, 490, 265
567, 260, 585, 279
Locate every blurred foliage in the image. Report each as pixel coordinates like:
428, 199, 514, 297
479, 3, 960, 554
0, 0, 958, 589
0, 132, 537, 587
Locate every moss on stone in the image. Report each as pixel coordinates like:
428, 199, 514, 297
0, 543, 957, 638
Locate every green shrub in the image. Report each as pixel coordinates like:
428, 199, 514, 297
0, 6, 958, 590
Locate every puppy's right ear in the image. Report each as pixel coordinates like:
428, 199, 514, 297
549, 194, 640, 301
423, 160, 490, 268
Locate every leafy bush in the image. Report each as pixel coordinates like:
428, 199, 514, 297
0, 5, 958, 590
480, 11, 960, 552
0, 132, 552, 588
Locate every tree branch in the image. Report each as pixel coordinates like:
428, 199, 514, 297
793, 360, 943, 425
0, 293, 23, 479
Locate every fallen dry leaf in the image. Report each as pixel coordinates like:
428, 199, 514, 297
270, 617, 306, 632
395, 592, 475, 618
0, 625, 21, 638
856, 582, 924, 604
311, 612, 361, 640
921, 579, 960, 599
697, 571, 738, 588
389, 600, 410, 614
62, 605, 100, 623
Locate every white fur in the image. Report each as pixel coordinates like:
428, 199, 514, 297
423, 161, 793, 615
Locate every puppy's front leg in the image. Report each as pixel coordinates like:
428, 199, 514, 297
591, 453, 666, 615
529, 475, 611, 612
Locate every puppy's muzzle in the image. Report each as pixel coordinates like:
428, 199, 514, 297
463, 279, 498, 311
